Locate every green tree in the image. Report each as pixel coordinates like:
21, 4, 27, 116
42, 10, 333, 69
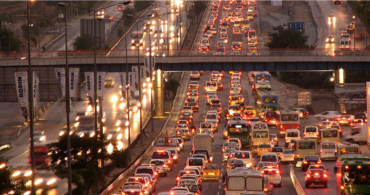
121, 7, 136, 29
0, 163, 14, 194
0, 28, 22, 52
345, 71, 370, 83
48, 134, 110, 194
73, 34, 94, 50
165, 78, 180, 97
266, 25, 309, 48
135, 1, 154, 12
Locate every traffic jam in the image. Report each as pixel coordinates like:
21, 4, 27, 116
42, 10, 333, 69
115, 66, 369, 195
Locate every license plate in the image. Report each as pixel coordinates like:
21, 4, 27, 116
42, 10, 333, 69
209, 173, 215, 175
268, 175, 274, 178
310, 162, 315, 165
326, 152, 332, 154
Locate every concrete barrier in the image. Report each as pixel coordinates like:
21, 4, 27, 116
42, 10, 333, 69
289, 164, 306, 195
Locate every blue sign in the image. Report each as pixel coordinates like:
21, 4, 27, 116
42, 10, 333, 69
287, 22, 305, 35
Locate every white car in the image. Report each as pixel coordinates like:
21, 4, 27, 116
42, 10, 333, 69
280, 149, 295, 164
228, 138, 242, 150
314, 111, 340, 120
33, 131, 46, 142
262, 166, 281, 187
304, 126, 319, 139
150, 159, 168, 176
285, 129, 300, 147
320, 141, 337, 160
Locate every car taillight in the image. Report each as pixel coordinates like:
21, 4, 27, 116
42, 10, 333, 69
323, 174, 328, 178
163, 164, 167, 168
306, 174, 311, 178
176, 176, 180, 181
303, 160, 308, 164
154, 172, 158, 176
317, 161, 322, 164
168, 160, 171, 163
320, 150, 323, 153
263, 187, 268, 192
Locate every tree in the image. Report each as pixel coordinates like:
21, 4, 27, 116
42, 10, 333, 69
121, 7, 136, 28
187, 1, 207, 21
266, 25, 309, 49
0, 163, 14, 194
48, 134, 110, 194
165, 78, 180, 98
135, 1, 153, 12
73, 34, 94, 50
0, 28, 22, 52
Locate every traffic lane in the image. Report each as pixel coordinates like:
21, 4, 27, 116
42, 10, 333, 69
293, 160, 336, 195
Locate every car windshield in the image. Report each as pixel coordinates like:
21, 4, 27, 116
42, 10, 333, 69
253, 131, 268, 138
261, 155, 277, 162
287, 131, 299, 137
188, 159, 203, 166
151, 160, 165, 165
152, 152, 169, 159
322, 143, 336, 149
136, 168, 153, 175
272, 148, 283, 152
322, 130, 338, 138
283, 150, 294, 154
305, 156, 319, 161
281, 114, 299, 121
234, 152, 250, 158
306, 127, 317, 132
204, 165, 219, 170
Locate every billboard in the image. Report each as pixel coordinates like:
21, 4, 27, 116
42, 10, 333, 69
335, 83, 366, 104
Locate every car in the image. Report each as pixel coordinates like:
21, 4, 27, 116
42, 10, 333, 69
262, 166, 281, 187
199, 129, 214, 141
328, 15, 336, 24
331, 124, 343, 137
187, 101, 199, 113
222, 148, 238, 162
33, 131, 46, 142
302, 155, 321, 171
319, 121, 333, 128
305, 169, 328, 188
271, 147, 284, 158
326, 35, 335, 43
336, 115, 354, 126
127, 176, 154, 194
199, 45, 209, 54
304, 126, 319, 139
166, 148, 179, 164
223, 5, 230, 10
150, 159, 168, 176
306, 164, 327, 173
135, 165, 158, 184
270, 134, 278, 147
11, 166, 33, 181
257, 144, 272, 157
210, 28, 217, 35
190, 71, 200, 80
151, 150, 173, 171
333, 49, 342, 56
222, 142, 238, 152
280, 149, 296, 164
106, 129, 123, 141
121, 182, 145, 195
31, 170, 58, 189
260, 153, 280, 169
233, 151, 253, 167
104, 77, 115, 87
202, 164, 221, 181
256, 162, 275, 171
314, 111, 340, 120
320, 141, 337, 160
227, 138, 242, 150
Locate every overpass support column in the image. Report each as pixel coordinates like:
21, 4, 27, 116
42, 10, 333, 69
155, 69, 165, 116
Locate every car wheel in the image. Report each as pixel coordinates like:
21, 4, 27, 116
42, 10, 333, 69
278, 183, 281, 187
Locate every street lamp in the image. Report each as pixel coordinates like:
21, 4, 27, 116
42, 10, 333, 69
27, 1, 36, 195
127, 14, 144, 144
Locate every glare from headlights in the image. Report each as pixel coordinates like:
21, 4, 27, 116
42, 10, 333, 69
89, 132, 95, 137
107, 143, 114, 154
79, 133, 85, 138
24, 191, 31, 195
35, 178, 43, 185
47, 178, 57, 185
87, 105, 92, 111
119, 102, 126, 110
117, 133, 123, 140
59, 131, 65, 136
107, 134, 113, 140
117, 141, 124, 150
24, 171, 33, 177
111, 95, 118, 103
74, 122, 80, 128
12, 171, 21, 177
125, 121, 130, 126
39, 136, 46, 141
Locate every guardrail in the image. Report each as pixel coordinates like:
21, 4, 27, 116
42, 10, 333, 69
1, 48, 370, 60
99, 72, 186, 195
289, 164, 306, 195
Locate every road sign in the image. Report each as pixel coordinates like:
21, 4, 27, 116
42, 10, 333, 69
287, 22, 305, 35
297, 91, 311, 106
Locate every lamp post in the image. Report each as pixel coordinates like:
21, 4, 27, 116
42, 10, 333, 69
27, 1, 36, 195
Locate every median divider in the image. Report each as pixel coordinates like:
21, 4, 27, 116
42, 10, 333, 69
99, 72, 186, 195
289, 164, 306, 195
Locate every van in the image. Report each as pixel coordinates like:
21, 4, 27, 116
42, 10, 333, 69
259, 153, 280, 168
303, 126, 319, 139
285, 129, 300, 147
151, 150, 173, 171
344, 125, 368, 145
186, 157, 205, 171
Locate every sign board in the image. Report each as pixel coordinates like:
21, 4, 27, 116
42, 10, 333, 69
297, 91, 311, 105
335, 83, 366, 104
287, 22, 305, 35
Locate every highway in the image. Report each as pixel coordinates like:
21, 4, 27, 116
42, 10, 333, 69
316, 1, 366, 54
111, 0, 191, 57
1, 72, 153, 195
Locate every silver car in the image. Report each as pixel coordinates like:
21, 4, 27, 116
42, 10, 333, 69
150, 159, 168, 176
280, 149, 295, 164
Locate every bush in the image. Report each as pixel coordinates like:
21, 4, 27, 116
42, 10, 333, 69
109, 150, 128, 168
279, 72, 333, 89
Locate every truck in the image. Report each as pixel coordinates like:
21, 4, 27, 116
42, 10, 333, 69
191, 133, 213, 163
339, 37, 351, 50
29, 143, 50, 169
354, 23, 365, 39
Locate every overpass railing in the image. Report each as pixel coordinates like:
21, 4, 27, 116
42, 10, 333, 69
1, 48, 370, 60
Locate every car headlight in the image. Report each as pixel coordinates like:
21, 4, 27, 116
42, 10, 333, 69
131, 40, 135, 43
35, 178, 43, 186
24, 170, 32, 177
12, 171, 21, 177
117, 133, 123, 140
133, 107, 138, 112
39, 136, 46, 141
47, 178, 56, 186
125, 121, 130, 126
107, 134, 112, 140
79, 133, 85, 137
89, 132, 95, 137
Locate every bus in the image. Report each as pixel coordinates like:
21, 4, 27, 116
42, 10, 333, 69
336, 143, 361, 163
335, 157, 370, 195
319, 128, 340, 144
278, 110, 300, 137
224, 168, 266, 195
255, 91, 279, 112
253, 81, 272, 95
223, 121, 251, 149
250, 128, 270, 155
249, 71, 271, 85
292, 138, 318, 160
